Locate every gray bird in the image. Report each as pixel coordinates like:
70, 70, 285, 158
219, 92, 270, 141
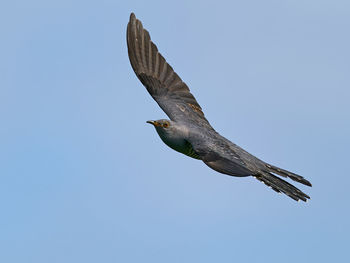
127, 13, 312, 202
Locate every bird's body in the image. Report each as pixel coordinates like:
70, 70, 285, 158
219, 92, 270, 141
127, 13, 312, 202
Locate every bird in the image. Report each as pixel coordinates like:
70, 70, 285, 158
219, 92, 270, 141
126, 13, 312, 202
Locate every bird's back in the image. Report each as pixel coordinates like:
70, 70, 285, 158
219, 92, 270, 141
187, 127, 265, 175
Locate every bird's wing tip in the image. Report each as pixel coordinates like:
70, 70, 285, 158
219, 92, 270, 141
130, 12, 136, 21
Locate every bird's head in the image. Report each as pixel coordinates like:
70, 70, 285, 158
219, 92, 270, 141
146, 119, 172, 131
146, 119, 180, 138
147, 119, 187, 147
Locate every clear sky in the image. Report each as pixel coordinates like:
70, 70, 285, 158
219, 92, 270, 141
1, 0, 349, 262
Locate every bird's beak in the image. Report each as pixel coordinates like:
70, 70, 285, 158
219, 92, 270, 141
147, 120, 161, 127
146, 120, 156, 126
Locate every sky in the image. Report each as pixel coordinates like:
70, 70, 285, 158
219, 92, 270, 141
1, 0, 349, 262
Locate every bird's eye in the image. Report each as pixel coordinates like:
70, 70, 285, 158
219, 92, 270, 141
163, 122, 169, 128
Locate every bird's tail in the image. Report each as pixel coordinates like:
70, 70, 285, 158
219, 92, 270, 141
265, 163, 312, 187
255, 172, 310, 202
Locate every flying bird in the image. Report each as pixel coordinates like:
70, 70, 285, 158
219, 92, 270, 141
126, 13, 312, 202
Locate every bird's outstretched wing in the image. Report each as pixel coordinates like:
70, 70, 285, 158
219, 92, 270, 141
127, 13, 211, 128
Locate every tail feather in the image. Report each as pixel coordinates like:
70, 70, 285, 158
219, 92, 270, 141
255, 172, 310, 202
265, 164, 312, 187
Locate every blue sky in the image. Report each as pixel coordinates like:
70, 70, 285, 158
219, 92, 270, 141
1, 0, 349, 262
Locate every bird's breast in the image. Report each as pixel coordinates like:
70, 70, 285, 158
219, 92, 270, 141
157, 131, 200, 160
